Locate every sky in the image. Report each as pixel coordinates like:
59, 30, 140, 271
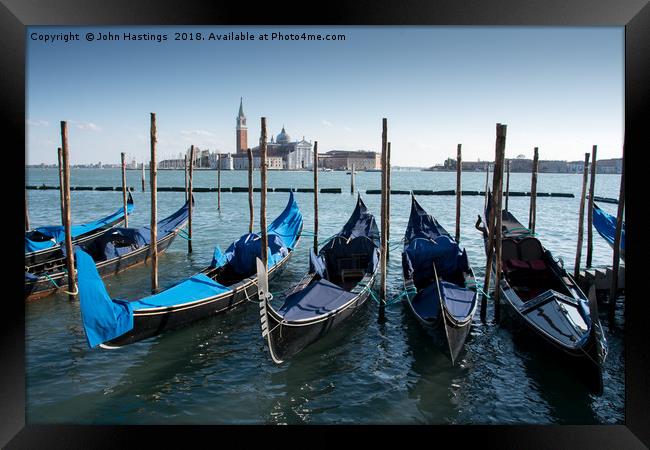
26, 26, 624, 166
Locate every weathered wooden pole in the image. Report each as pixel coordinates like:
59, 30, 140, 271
481, 124, 506, 323
586, 145, 598, 268
386, 142, 391, 261
25, 188, 30, 231
260, 118, 268, 268
247, 148, 254, 233
217, 153, 222, 211
574, 153, 590, 280
120, 152, 129, 228
455, 143, 462, 242
141, 161, 145, 192
505, 159, 511, 212
351, 163, 355, 194
483, 163, 490, 210
57, 147, 64, 225
184, 154, 189, 201
150, 113, 158, 293
379, 118, 388, 310
188, 145, 195, 253
528, 147, 539, 233
313, 141, 319, 254
609, 147, 625, 321
60, 121, 76, 300
493, 124, 507, 324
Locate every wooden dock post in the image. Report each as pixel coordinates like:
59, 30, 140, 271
120, 152, 129, 228
379, 118, 388, 312
56, 147, 64, 225
505, 159, 511, 212
484, 163, 490, 210
260, 118, 268, 268
150, 113, 158, 293
351, 163, 355, 194
247, 148, 254, 233
60, 121, 77, 300
455, 143, 462, 242
528, 147, 539, 233
25, 188, 30, 232
184, 155, 188, 201
586, 145, 598, 268
313, 141, 319, 254
574, 153, 590, 280
493, 124, 507, 324
386, 142, 391, 261
188, 145, 195, 253
609, 147, 625, 321
141, 162, 145, 192
217, 153, 222, 212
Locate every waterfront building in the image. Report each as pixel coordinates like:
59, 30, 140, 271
318, 150, 380, 170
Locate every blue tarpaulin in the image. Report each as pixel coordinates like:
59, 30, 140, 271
593, 203, 625, 257
411, 280, 475, 321
131, 273, 230, 309
403, 236, 468, 286
75, 247, 134, 348
278, 279, 357, 321
26, 194, 134, 253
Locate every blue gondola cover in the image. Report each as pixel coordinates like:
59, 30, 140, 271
278, 279, 357, 321
130, 273, 230, 309
593, 204, 625, 254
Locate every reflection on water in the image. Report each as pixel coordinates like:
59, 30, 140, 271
26, 168, 624, 424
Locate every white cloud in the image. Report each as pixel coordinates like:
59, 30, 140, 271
26, 119, 49, 127
343, 126, 352, 132
180, 129, 215, 137
69, 120, 102, 131
321, 119, 333, 127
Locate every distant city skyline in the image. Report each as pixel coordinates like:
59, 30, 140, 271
26, 26, 623, 166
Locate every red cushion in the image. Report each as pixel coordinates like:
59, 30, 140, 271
529, 259, 546, 271
508, 259, 530, 269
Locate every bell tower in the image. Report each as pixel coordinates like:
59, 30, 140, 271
236, 97, 247, 153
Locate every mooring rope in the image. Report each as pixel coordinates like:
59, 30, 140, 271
177, 229, 192, 241
43, 272, 60, 289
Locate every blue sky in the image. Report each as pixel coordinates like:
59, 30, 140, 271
26, 26, 623, 166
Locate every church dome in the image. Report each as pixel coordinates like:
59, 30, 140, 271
276, 126, 291, 144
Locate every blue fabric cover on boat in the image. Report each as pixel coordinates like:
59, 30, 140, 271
337, 196, 380, 243
222, 233, 288, 275
404, 236, 468, 286
211, 245, 228, 268
80, 197, 190, 261
130, 273, 230, 310
267, 191, 303, 250
593, 203, 625, 254
411, 280, 475, 321
321, 235, 379, 275
75, 247, 134, 348
278, 278, 357, 320
25, 195, 134, 253
25, 271, 39, 281
309, 248, 328, 279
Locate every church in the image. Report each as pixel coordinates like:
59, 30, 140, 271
233, 98, 314, 170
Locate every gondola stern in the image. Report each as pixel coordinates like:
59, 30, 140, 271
256, 257, 284, 365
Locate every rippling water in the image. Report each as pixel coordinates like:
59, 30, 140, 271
25, 167, 624, 424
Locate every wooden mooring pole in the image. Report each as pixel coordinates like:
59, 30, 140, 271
150, 113, 158, 293
386, 142, 391, 261
217, 153, 222, 212
247, 148, 254, 233
184, 155, 189, 201
455, 143, 462, 242
260, 118, 268, 268
60, 121, 76, 300
483, 163, 490, 210
586, 145, 598, 268
529, 147, 539, 233
313, 141, 319, 254
574, 153, 590, 280
493, 124, 507, 324
141, 162, 145, 192
351, 163, 355, 194
609, 147, 625, 322
121, 152, 129, 228
57, 147, 64, 225
25, 188, 30, 232
505, 159, 511, 212
188, 145, 195, 253
379, 118, 388, 315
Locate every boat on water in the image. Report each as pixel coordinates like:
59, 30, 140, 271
25, 193, 134, 267
401, 195, 478, 364
258, 195, 380, 364
593, 203, 625, 261
476, 194, 607, 393
75, 192, 303, 349
25, 197, 191, 300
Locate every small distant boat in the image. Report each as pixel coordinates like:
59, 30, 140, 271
258, 195, 379, 363
346, 170, 357, 175
593, 203, 625, 261
25, 193, 134, 267
365, 169, 382, 173
477, 194, 607, 393
25, 197, 190, 300
401, 195, 478, 364
75, 192, 302, 349
320, 168, 333, 172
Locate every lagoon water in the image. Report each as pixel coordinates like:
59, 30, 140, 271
25, 168, 624, 424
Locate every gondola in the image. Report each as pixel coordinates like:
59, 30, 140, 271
401, 195, 478, 364
25, 193, 134, 267
257, 195, 379, 364
476, 194, 607, 393
593, 203, 625, 261
25, 196, 191, 300
75, 192, 303, 349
